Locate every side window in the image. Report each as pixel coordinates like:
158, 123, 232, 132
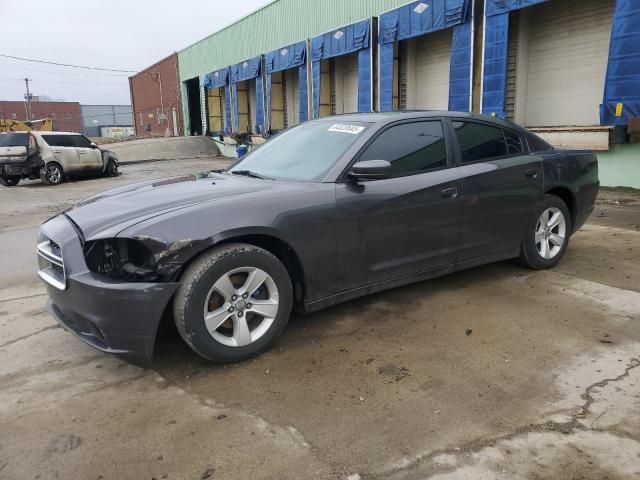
42, 135, 74, 147
453, 121, 508, 163
504, 129, 525, 155
527, 133, 552, 152
358, 121, 448, 177
70, 135, 92, 148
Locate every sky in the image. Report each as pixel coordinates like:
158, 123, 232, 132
0, 0, 270, 106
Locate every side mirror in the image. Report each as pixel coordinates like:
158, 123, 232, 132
349, 160, 391, 181
90, 142, 98, 149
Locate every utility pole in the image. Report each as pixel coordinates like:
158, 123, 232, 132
23, 78, 32, 120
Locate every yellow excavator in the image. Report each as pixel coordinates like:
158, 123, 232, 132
0, 117, 53, 133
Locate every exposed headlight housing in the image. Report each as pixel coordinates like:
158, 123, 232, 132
84, 238, 157, 282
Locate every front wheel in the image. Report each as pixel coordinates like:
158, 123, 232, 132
518, 194, 572, 270
104, 159, 118, 177
0, 176, 20, 186
40, 163, 64, 185
173, 243, 293, 363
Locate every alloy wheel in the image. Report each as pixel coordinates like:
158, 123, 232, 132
535, 207, 566, 260
203, 267, 279, 347
46, 164, 62, 184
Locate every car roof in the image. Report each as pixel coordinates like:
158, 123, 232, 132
314, 111, 526, 132
32, 131, 81, 135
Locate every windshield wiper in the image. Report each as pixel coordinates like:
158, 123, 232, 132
230, 170, 274, 180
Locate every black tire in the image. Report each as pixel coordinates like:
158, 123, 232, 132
105, 159, 118, 177
518, 194, 572, 270
40, 162, 64, 185
173, 243, 293, 363
0, 176, 20, 186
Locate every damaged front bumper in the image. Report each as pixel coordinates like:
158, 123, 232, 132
38, 214, 179, 365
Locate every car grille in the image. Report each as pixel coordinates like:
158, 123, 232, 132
37, 232, 66, 290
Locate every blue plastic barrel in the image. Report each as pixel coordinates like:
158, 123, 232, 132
236, 144, 248, 158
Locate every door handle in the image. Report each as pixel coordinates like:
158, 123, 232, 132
440, 187, 459, 199
524, 169, 538, 178
79, 151, 87, 154
52, 150, 62, 153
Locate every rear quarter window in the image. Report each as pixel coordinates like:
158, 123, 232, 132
526, 134, 553, 152
452, 121, 508, 163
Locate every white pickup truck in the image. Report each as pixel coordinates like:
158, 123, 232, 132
0, 131, 119, 186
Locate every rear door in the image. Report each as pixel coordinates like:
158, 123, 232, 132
70, 135, 103, 171
450, 119, 543, 261
41, 134, 80, 171
335, 119, 464, 288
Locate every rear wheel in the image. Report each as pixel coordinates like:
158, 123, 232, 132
105, 159, 118, 177
0, 176, 20, 186
41, 162, 64, 185
518, 194, 571, 269
174, 243, 293, 363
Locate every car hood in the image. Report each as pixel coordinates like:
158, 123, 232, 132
65, 172, 277, 239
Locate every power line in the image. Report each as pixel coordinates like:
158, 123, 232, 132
0, 78, 127, 86
0, 62, 130, 77
0, 53, 137, 73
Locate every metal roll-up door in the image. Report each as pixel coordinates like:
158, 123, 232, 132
271, 71, 285, 130
522, 0, 615, 127
414, 29, 452, 111
340, 53, 359, 114
285, 69, 300, 126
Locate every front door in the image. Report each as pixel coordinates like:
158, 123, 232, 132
71, 135, 103, 170
335, 120, 464, 289
450, 120, 544, 261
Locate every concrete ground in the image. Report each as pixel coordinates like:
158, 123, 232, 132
0, 154, 639, 480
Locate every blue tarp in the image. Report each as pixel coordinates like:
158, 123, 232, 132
485, 0, 547, 17
601, 0, 640, 126
230, 56, 262, 83
264, 41, 308, 129
311, 19, 370, 62
379, 0, 471, 112
230, 56, 265, 134
299, 65, 308, 122
448, 18, 473, 112
265, 41, 306, 74
203, 67, 229, 89
312, 19, 371, 117
379, 0, 469, 45
224, 84, 232, 135
481, 12, 509, 118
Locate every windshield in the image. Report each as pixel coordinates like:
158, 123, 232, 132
0, 133, 29, 148
228, 120, 371, 182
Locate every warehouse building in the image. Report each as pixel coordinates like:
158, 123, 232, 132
129, 53, 184, 137
129, 0, 640, 185
0, 100, 82, 132
80, 104, 133, 137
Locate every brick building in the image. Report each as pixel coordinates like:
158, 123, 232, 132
129, 53, 183, 137
0, 100, 82, 132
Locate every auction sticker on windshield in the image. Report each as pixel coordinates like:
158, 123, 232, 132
328, 124, 365, 134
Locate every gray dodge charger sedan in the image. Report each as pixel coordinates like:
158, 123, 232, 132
37, 112, 599, 364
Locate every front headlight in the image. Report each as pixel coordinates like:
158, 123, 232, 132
83, 238, 157, 281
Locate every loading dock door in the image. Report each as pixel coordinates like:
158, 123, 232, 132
413, 29, 452, 111
236, 81, 251, 133
185, 77, 202, 136
319, 60, 332, 117
520, 0, 615, 126
285, 69, 300, 126
341, 53, 359, 114
206, 87, 224, 133
270, 71, 285, 130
